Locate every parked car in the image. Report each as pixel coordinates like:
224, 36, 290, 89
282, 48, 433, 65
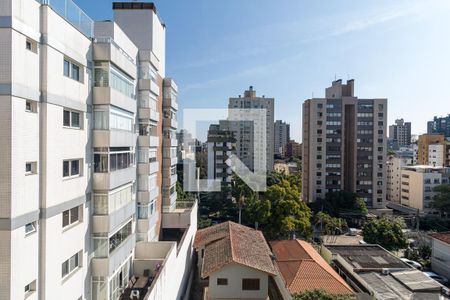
400, 258, 422, 270
424, 271, 449, 285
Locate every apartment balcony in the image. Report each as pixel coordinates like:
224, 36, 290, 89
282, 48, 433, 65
93, 167, 136, 191
138, 79, 160, 96
162, 200, 197, 229
163, 118, 178, 129
137, 162, 159, 175
93, 86, 136, 114
91, 234, 135, 277
93, 37, 136, 79
163, 96, 178, 111
138, 187, 159, 205
138, 107, 159, 122
138, 50, 160, 72
93, 129, 137, 148
138, 135, 159, 148
163, 137, 178, 147
92, 201, 135, 234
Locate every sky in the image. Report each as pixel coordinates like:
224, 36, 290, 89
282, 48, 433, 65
75, 0, 450, 142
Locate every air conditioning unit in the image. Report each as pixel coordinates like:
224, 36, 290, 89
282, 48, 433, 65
382, 268, 390, 275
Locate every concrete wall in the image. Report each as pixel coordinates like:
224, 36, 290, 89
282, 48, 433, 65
431, 238, 450, 279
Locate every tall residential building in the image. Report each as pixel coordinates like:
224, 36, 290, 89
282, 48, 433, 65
386, 155, 410, 203
227, 86, 274, 172
389, 118, 411, 148
274, 120, 290, 157
206, 124, 236, 189
428, 115, 450, 137
417, 134, 445, 165
0, 1, 196, 299
401, 165, 450, 212
285, 140, 302, 158
302, 79, 387, 209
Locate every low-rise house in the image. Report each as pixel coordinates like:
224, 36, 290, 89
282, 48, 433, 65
321, 244, 444, 299
194, 221, 277, 300
430, 232, 450, 280
270, 240, 354, 299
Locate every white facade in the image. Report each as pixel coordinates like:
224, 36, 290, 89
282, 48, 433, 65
386, 156, 408, 203
207, 263, 270, 300
400, 165, 450, 212
431, 236, 450, 280
227, 86, 274, 172
429, 144, 445, 167
0, 1, 195, 300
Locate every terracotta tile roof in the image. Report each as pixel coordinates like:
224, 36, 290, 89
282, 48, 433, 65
270, 240, 354, 295
430, 232, 450, 245
194, 221, 277, 278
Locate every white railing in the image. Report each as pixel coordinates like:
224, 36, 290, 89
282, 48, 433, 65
94, 36, 135, 64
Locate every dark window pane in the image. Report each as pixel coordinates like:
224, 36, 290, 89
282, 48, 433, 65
63, 161, 70, 177
242, 278, 260, 291
63, 110, 71, 127
64, 60, 70, 77
62, 261, 68, 277
217, 278, 228, 285
71, 160, 79, 176
70, 206, 79, 223
110, 154, 117, 172
71, 112, 80, 128
62, 210, 70, 227
71, 64, 80, 81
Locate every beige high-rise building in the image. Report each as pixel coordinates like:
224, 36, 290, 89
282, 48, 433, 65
302, 79, 387, 209
0, 1, 196, 299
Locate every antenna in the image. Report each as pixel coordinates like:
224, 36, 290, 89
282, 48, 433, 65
334, 74, 337, 81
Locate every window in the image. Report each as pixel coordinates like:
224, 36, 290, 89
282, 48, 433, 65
24, 280, 36, 294
242, 278, 260, 290
25, 39, 37, 53
94, 147, 134, 173
25, 222, 36, 235
25, 100, 37, 113
26, 162, 32, 174
217, 278, 228, 286
62, 251, 81, 278
63, 109, 82, 129
63, 159, 81, 178
62, 206, 81, 228
64, 59, 82, 82
109, 221, 132, 253
94, 62, 135, 98
25, 162, 37, 175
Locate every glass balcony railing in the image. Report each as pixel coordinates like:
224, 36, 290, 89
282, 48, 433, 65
40, 0, 94, 37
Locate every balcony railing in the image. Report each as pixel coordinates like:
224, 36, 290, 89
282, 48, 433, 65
41, 0, 94, 37
94, 36, 135, 64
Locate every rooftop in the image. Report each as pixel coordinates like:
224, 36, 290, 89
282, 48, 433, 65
430, 232, 450, 245
325, 244, 410, 270
194, 221, 277, 278
270, 240, 354, 295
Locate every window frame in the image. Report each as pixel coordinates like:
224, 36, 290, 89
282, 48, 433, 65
217, 278, 228, 286
62, 159, 82, 178
61, 251, 81, 279
62, 205, 81, 229
63, 108, 82, 129
63, 58, 82, 82
242, 278, 260, 291
25, 222, 37, 236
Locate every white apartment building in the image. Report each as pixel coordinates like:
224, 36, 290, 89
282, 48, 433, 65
386, 155, 409, 203
274, 120, 290, 157
429, 144, 445, 167
0, 1, 196, 300
227, 86, 274, 172
400, 165, 450, 212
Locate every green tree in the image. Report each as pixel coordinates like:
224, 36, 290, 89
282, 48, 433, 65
432, 184, 450, 214
293, 289, 355, 300
315, 212, 348, 235
263, 178, 311, 239
362, 217, 408, 251
418, 244, 432, 260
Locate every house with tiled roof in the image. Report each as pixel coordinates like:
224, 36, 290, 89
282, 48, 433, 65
193, 221, 277, 300
269, 240, 354, 299
430, 232, 450, 280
